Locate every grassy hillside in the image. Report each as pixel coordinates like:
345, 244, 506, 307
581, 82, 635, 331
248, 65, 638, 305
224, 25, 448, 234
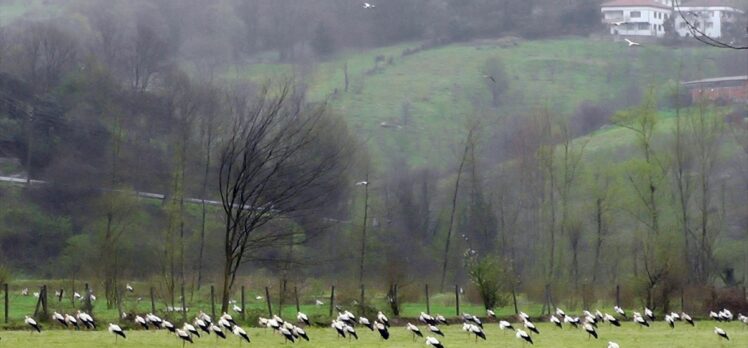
225, 38, 727, 169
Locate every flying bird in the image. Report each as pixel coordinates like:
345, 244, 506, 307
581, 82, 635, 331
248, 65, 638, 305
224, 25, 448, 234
611, 20, 627, 26
625, 38, 641, 47
363, 2, 375, 9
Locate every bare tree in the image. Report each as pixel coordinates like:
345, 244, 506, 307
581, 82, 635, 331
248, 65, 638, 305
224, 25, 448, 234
217, 81, 351, 311
439, 122, 478, 291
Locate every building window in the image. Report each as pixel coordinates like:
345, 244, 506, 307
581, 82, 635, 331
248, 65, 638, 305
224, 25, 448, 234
630, 11, 641, 18
706, 22, 713, 29
638, 23, 649, 30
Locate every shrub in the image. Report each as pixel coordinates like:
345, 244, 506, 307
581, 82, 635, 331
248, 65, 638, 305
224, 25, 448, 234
466, 256, 512, 310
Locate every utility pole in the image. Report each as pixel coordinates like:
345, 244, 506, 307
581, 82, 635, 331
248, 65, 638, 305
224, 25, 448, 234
357, 174, 370, 285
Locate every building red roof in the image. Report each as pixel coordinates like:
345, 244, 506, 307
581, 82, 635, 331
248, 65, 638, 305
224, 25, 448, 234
601, 0, 672, 9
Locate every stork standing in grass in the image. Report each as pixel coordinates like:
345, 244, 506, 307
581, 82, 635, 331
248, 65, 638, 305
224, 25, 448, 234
52, 312, 67, 327
584, 323, 598, 339
297, 312, 310, 326
25, 316, 41, 333
407, 323, 424, 341
108, 323, 126, 342
714, 327, 729, 341
516, 329, 533, 345
377, 311, 390, 327
550, 315, 562, 328
375, 321, 390, 340
425, 336, 444, 348
233, 325, 251, 343
176, 328, 193, 346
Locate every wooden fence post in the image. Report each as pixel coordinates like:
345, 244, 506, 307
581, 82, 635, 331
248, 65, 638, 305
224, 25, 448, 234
150, 287, 156, 314
181, 284, 187, 323
294, 286, 300, 313
454, 285, 460, 316
265, 286, 273, 317
4, 283, 8, 323
329, 286, 335, 317
393, 283, 399, 316
84, 283, 92, 313
359, 284, 365, 316
241, 286, 245, 321
57, 288, 63, 303
41, 285, 48, 317
615, 284, 621, 308
71, 282, 76, 307
511, 288, 519, 315
210, 285, 215, 318
680, 287, 685, 312
425, 284, 430, 315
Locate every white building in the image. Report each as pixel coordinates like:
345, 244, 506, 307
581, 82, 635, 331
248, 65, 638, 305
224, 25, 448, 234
601, 0, 674, 37
674, 0, 745, 38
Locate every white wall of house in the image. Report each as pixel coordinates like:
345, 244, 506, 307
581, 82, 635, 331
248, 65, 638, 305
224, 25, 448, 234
601, 6, 673, 37
674, 6, 744, 38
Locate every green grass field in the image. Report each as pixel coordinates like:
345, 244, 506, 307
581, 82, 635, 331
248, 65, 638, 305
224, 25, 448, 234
0, 321, 746, 347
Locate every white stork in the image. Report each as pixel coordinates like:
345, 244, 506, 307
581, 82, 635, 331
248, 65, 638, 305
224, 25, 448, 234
183, 323, 199, 337
499, 320, 515, 331
297, 312, 310, 326
523, 319, 539, 334
665, 314, 675, 329
210, 324, 226, 339
359, 316, 373, 330
233, 325, 251, 343
377, 311, 390, 327
550, 315, 562, 328
407, 322, 424, 341
614, 305, 626, 318
608, 341, 620, 348
25, 316, 41, 333
584, 322, 598, 339
428, 324, 444, 337
108, 323, 126, 342
293, 325, 310, 341
175, 328, 193, 346
682, 312, 695, 326
515, 329, 533, 345
425, 336, 444, 348
135, 315, 148, 330
604, 313, 621, 327
375, 321, 390, 340
644, 307, 655, 321
64, 313, 79, 330
714, 327, 729, 340
52, 312, 67, 327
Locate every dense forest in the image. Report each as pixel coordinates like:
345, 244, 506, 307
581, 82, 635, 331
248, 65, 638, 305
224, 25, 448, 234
0, 0, 746, 314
